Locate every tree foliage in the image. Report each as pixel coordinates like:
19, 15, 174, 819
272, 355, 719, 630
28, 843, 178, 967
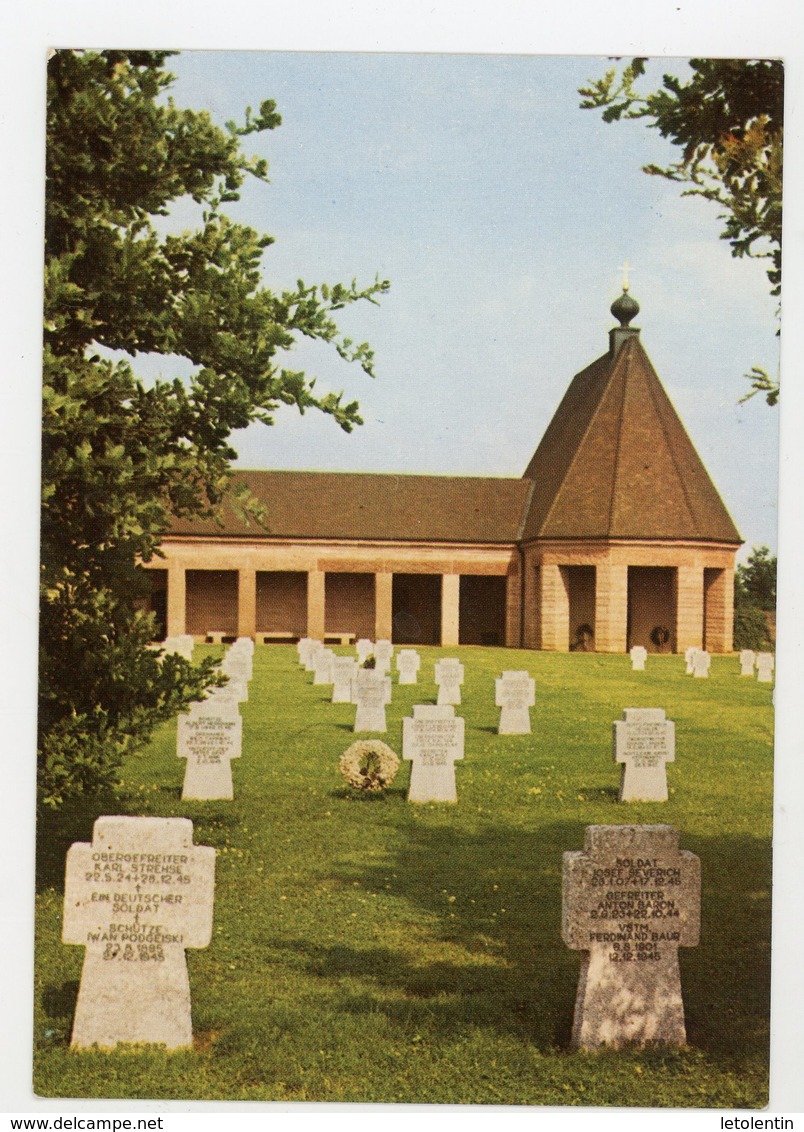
580, 58, 783, 404
733, 545, 777, 651
40, 50, 389, 809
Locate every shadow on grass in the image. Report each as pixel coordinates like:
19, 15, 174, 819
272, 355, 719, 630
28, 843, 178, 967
36, 789, 120, 892
41, 981, 79, 1043
272, 818, 770, 1068
581, 786, 620, 802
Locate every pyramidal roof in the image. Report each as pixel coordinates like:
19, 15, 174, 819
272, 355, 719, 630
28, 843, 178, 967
520, 320, 741, 544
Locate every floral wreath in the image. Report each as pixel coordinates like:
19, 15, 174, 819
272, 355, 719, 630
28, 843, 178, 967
339, 740, 400, 793
650, 625, 671, 647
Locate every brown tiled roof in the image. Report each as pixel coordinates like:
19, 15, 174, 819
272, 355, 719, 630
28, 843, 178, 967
169, 470, 532, 544
520, 334, 742, 543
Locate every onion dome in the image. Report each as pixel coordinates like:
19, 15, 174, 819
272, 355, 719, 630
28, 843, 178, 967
611, 288, 640, 327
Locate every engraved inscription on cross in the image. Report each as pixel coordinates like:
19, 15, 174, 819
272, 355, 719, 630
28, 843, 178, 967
495, 670, 535, 734
614, 707, 675, 802
435, 658, 464, 706
353, 672, 391, 732
403, 705, 465, 802
178, 711, 242, 801
332, 656, 358, 703
62, 816, 215, 1049
562, 824, 700, 1049
396, 649, 421, 685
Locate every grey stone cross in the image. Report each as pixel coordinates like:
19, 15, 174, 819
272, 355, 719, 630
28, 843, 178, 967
62, 816, 215, 1049
563, 824, 700, 1049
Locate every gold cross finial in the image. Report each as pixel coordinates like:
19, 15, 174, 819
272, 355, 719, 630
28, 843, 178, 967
620, 259, 631, 292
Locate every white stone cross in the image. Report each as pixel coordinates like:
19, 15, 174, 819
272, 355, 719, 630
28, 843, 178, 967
162, 636, 194, 662
403, 705, 465, 803
435, 658, 464, 706
62, 816, 215, 1049
221, 651, 251, 683
396, 649, 421, 685
220, 673, 248, 702
303, 639, 324, 672
739, 649, 757, 676
613, 708, 675, 802
630, 646, 648, 672
692, 650, 711, 678
331, 656, 358, 703
352, 666, 391, 702
756, 652, 775, 683
313, 648, 336, 685
373, 639, 394, 673
190, 692, 240, 719
562, 824, 700, 1049
353, 673, 392, 732
495, 671, 535, 734
297, 637, 316, 666
178, 711, 242, 801
355, 638, 374, 664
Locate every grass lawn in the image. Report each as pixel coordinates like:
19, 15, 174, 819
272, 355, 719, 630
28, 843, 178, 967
33, 646, 774, 1106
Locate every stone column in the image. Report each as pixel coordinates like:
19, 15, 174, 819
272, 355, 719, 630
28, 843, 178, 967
237, 567, 257, 640
704, 567, 734, 653
441, 573, 460, 647
375, 572, 393, 641
595, 562, 628, 653
522, 560, 541, 650
166, 563, 186, 638
306, 569, 326, 641
676, 564, 704, 653
539, 563, 570, 651
504, 562, 522, 648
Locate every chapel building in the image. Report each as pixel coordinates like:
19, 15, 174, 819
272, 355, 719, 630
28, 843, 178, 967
147, 290, 741, 654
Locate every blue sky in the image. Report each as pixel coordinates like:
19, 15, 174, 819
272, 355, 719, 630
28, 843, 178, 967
151, 51, 780, 554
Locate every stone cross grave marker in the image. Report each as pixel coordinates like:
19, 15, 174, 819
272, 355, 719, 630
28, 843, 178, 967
355, 638, 374, 664
374, 639, 394, 674
62, 816, 215, 1049
495, 670, 535, 734
332, 656, 358, 703
756, 652, 775, 683
435, 658, 464, 705
562, 824, 700, 1049
353, 672, 392, 732
303, 639, 324, 672
692, 650, 711, 678
297, 637, 316, 666
313, 648, 336, 686
221, 651, 251, 684
162, 636, 194, 661
613, 708, 675, 802
200, 685, 241, 713
739, 649, 757, 676
220, 673, 248, 702
630, 646, 647, 671
403, 705, 465, 802
178, 709, 242, 801
396, 649, 421, 685
684, 646, 698, 675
